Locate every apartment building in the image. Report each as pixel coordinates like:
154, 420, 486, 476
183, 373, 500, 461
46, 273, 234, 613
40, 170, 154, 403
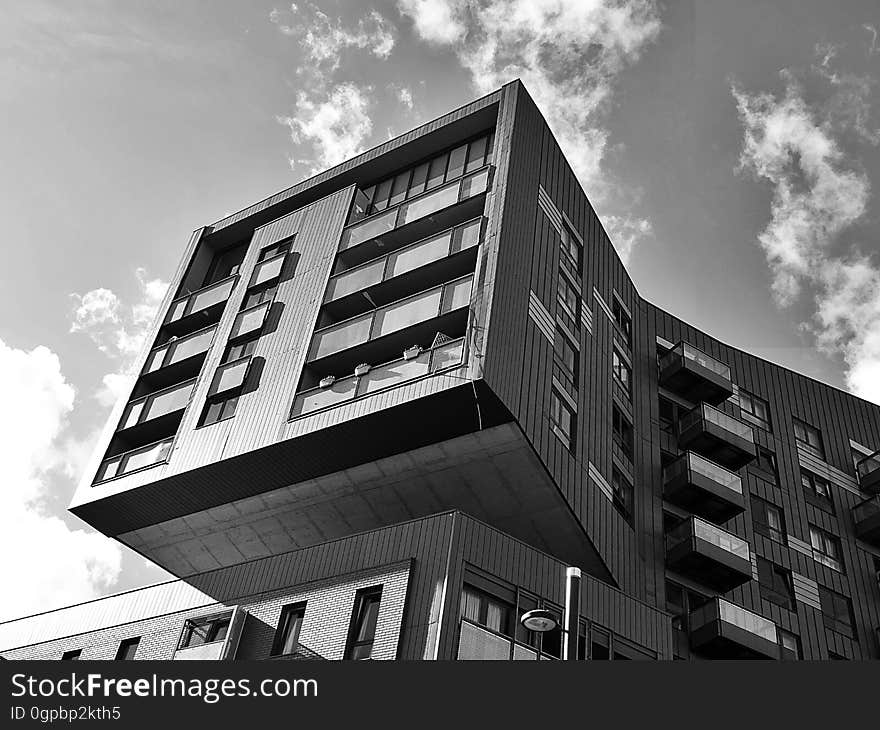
3, 80, 880, 660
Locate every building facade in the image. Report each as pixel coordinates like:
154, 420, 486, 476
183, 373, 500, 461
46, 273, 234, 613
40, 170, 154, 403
4, 80, 880, 661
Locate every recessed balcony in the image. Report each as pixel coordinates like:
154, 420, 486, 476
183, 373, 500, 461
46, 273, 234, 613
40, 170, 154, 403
856, 449, 880, 494
291, 337, 465, 418
853, 496, 880, 547
663, 451, 745, 523
141, 325, 216, 390
678, 403, 756, 470
163, 275, 237, 337
114, 379, 196, 448
94, 437, 173, 484
323, 218, 481, 321
689, 598, 779, 659
666, 516, 752, 592
339, 166, 491, 268
659, 342, 734, 406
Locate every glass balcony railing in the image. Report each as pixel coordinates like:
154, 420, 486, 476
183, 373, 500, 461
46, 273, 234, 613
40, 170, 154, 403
681, 451, 743, 493
325, 218, 482, 304
663, 451, 745, 522
118, 379, 196, 432
229, 301, 270, 341
340, 166, 491, 252
143, 326, 216, 375
857, 449, 880, 492
165, 275, 237, 325
667, 516, 750, 560
680, 403, 754, 441
95, 437, 173, 483
291, 338, 465, 418
249, 251, 286, 289
307, 275, 473, 362
661, 342, 731, 380
691, 599, 777, 643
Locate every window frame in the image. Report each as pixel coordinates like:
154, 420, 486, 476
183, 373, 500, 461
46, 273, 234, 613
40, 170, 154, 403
818, 585, 855, 637
344, 586, 383, 660
550, 388, 576, 450
809, 524, 843, 572
612, 405, 634, 462
114, 637, 140, 661
611, 348, 632, 398
271, 602, 307, 657
751, 495, 786, 543
738, 388, 771, 431
178, 612, 232, 650
756, 556, 795, 610
801, 470, 834, 513
793, 417, 825, 459
611, 296, 632, 347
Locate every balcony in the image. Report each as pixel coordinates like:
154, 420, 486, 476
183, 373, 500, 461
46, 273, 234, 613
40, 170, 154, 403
856, 449, 880, 494
116, 379, 196, 446
853, 496, 880, 547
339, 166, 491, 266
666, 516, 752, 592
306, 274, 472, 375
207, 356, 251, 397
248, 251, 286, 289
689, 598, 779, 659
141, 325, 216, 389
229, 301, 270, 342
457, 620, 551, 661
324, 218, 481, 320
659, 342, 734, 406
94, 437, 173, 484
678, 403, 756, 470
163, 275, 237, 337
292, 338, 464, 418
663, 451, 745, 523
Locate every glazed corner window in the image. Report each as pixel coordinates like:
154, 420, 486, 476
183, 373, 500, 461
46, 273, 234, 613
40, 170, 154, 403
179, 613, 231, 649
560, 220, 582, 271
818, 586, 854, 637
115, 637, 140, 661
550, 388, 576, 450
612, 405, 634, 462
60, 649, 82, 660
751, 495, 786, 543
612, 349, 632, 397
611, 297, 632, 346
271, 603, 306, 657
801, 470, 834, 512
793, 417, 825, 459
756, 557, 794, 610
809, 525, 843, 572
739, 389, 771, 431
345, 587, 383, 660
611, 467, 634, 525
554, 327, 578, 387
460, 584, 513, 637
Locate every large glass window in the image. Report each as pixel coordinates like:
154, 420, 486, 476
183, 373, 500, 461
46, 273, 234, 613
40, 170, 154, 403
818, 586, 854, 637
757, 557, 795, 610
460, 585, 513, 637
809, 525, 843, 572
345, 587, 383, 660
793, 417, 825, 459
554, 328, 578, 389
753, 446, 778, 484
557, 273, 579, 317
751, 496, 786, 543
612, 297, 632, 347
801, 470, 834, 513
612, 405, 634, 462
611, 467, 634, 525
612, 349, 632, 397
550, 389, 575, 450
179, 613, 231, 649
739, 389, 771, 431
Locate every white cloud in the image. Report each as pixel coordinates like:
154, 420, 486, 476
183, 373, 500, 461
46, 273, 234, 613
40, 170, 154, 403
602, 214, 653, 265
393, 84, 415, 110
734, 61, 880, 404
278, 82, 374, 173
270, 2, 395, 74
396, 0, 660, 259
70, 267, 168, 406
0, 338, 121, 621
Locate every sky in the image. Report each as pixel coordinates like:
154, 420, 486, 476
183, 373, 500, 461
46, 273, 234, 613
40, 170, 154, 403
0, 0, 878, 622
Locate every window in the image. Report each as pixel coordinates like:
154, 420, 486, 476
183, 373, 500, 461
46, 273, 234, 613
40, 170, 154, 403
753, 447, 778, 484
200, 394, 239, 426
612, 349, 632, 397
460, 585, 513, 637
560, 220, 582, 272
778, 629, 802, 660
739, 389, 771, 431
60, 649, 82, 661
204, 243, 246, 285
612, 405, 634, 462
611, 467, 633, 525
553, 328, 578, 389
818, 586, 854, 637
658, 397, 679, 435
115, 637, 140, 661
751, 496, 786, 543
258, 240, 291, 262
756, 557, 795, 610
665, 581, 709, 631
550, 388, 575, 450
345, 587, 383, 660
179, 613, 231, 649
271, 603, 306, 657
223, 339, 257, 364
243, 284, 277, 310
809, 525, 843, 572
793, 418, 825, 459
612, 297, 632, 347
557, 273, 580, 318
801, 470, 834, 513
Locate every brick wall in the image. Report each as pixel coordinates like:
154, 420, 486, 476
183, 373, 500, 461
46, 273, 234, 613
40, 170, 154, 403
3, 562, 410, 661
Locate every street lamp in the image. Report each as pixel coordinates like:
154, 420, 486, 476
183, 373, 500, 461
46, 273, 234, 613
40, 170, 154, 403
519, 608, 558, 633
518, 566, 581, 660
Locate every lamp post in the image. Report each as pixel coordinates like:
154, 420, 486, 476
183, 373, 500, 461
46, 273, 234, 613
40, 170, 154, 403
519, 566, 581, 661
